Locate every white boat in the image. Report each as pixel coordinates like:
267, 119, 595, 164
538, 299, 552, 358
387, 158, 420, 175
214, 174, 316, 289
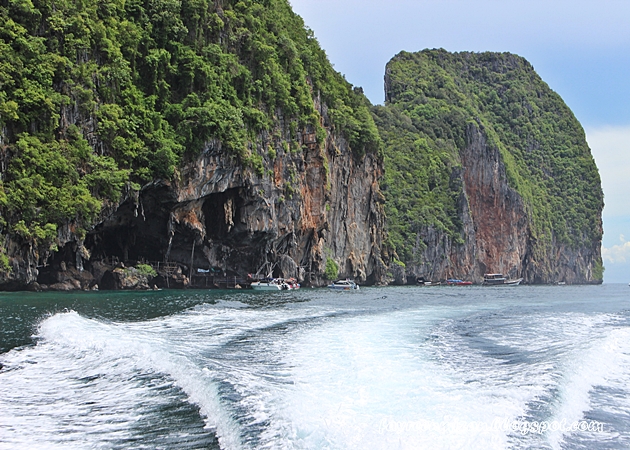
483, 273, 523, 286
250, 278, 300, 290
250, 280, 285, 290
327, 279, 360, 291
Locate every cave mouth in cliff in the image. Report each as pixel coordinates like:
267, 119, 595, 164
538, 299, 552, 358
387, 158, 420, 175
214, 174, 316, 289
84, 190, 173, 264
202, 188, 245, 241
195, 188, 275, 275
37, 241, 82, 284
86, 225, 168, 263
77, 185, 281, 281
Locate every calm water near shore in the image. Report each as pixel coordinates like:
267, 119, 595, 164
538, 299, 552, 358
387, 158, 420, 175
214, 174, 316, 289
1, 284, 629, 449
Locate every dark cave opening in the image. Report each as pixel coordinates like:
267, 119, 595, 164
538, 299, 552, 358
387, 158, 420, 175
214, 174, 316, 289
84, 186, 174, 265
58, 184, 285, 286
202, 188, 245, 241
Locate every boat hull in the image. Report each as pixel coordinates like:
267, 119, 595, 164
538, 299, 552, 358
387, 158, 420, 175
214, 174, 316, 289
327, 280, 359, 290
250, 283, 283, 290
483, 273, 522, 286
483, 278, 523, 286
446, 279, 473, 286
250, 280, 300, 290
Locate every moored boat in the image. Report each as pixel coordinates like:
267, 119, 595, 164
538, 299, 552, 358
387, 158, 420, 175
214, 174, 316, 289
417, 277, 441, 286
483, 273, 522, 286
327, 279, 359, 291
445, 279, 473, 286
250, 278, 300, 290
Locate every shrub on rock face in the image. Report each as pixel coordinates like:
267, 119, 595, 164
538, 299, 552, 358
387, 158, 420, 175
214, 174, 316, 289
103, 267, 152, 290
324, 257, 339, 280
136, 264, 158, 278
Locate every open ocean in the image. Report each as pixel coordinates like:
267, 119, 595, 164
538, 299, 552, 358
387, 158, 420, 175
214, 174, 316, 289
1, 284, 629, 449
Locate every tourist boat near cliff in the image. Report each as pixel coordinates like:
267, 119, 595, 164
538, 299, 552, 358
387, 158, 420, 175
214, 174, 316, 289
445, 279, 473, 286
327, 279, 360, 291
250, 278, 300, 290
483, 274, 523, 286
416, 277, 441, 286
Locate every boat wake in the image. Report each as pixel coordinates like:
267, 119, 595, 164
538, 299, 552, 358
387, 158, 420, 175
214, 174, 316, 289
2, 288, 630, 449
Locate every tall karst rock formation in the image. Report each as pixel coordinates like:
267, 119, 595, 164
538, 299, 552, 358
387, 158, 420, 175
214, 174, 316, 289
0, 0, 386, 289
374, 50, 604, 284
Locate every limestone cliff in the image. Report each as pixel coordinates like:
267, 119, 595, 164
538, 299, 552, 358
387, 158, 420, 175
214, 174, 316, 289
1, 107, 385, 293
375, 50, 604, 284
81, 124, 386, 288
0, 0, 385, 289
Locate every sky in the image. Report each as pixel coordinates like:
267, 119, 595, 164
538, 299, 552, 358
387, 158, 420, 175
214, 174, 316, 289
290, 0, 630, 283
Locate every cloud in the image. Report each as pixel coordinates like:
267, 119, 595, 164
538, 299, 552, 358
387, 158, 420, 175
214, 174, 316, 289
586, 126, 630, 219
602, 235, 630, 264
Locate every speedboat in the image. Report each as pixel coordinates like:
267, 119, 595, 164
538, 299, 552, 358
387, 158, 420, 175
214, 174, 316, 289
285, 278, 300, 289
327, 279, 359, 291
250, 278, 299, 290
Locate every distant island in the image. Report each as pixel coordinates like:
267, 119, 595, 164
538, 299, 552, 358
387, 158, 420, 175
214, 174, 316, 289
0, 0, 602, 290
375, 50, 603, 285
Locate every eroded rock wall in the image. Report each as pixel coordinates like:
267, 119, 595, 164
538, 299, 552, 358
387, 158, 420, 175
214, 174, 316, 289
405, 123, 600, 284
77, 125, 385, 288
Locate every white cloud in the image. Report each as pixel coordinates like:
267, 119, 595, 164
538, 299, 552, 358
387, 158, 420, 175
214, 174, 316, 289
586, 126, 630, 219
602, 235, 630, 264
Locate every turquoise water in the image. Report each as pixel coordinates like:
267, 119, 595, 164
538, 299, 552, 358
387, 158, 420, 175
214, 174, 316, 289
1, 285, 629, 449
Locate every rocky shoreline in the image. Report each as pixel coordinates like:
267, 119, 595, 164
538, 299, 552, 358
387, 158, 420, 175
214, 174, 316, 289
25, 260, 190, 292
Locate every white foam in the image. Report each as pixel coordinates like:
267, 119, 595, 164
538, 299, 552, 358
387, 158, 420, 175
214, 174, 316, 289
0, 311, 244, 450
269, 311, 529, 449
546, 325, 630, 449
2, 292, 630, 450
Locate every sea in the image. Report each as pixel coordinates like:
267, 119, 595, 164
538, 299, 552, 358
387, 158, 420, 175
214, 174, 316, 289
1, 284, 629, 450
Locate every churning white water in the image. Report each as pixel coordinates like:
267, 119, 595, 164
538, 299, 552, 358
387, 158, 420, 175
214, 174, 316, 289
1, 285, 629, 449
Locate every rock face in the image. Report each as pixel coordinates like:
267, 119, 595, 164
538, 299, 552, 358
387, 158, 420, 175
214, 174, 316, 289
460, 124, 529, 280
392, 123, 528, 283
0, 128, 385, 290
408, 123, 602, 284
83, 129, 386, 287
100, 267, 152, 291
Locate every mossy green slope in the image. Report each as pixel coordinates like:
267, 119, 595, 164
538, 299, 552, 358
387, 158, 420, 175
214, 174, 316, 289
0, 0, 380, 261
374, 49, 603, 275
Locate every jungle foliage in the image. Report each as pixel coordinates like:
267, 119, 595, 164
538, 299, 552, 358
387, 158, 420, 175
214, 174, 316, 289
0, 0, 379, 246
376, 49, 603, 264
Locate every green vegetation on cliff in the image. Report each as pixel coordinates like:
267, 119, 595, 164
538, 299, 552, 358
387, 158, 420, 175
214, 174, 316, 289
0, 0, 380, 250
373, 104, 463, 264
375, 49, 603, 265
